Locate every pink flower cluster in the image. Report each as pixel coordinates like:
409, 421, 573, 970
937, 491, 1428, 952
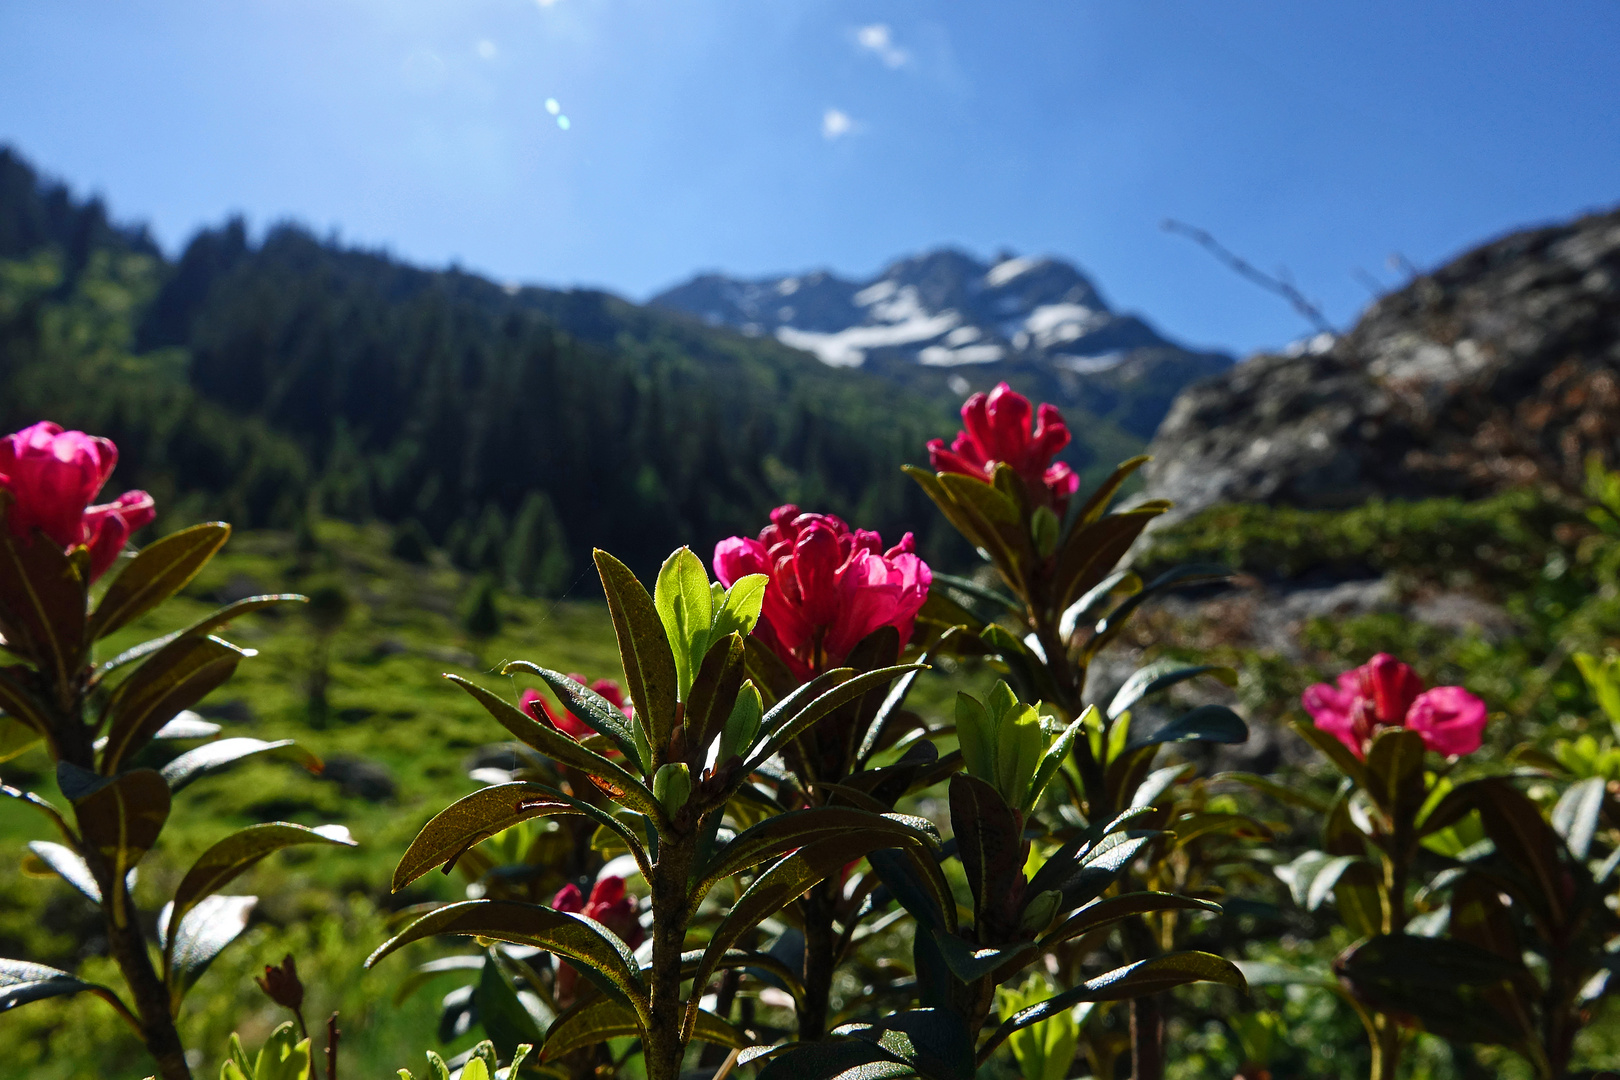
1302, 653, 1487, 760
0, 422, 154, 581
521, 675, 632, 742
927, 383, 1079, 512
714, 505, 931, 683
551, 874, 643, 1000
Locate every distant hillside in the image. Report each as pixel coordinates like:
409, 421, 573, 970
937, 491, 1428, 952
652, 248, 1232, 440
1144, 205, 1620, 523
0, 146, 978, 584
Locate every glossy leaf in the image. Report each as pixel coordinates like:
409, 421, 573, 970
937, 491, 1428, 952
395, 782, 648, 890
1049, 509, 1164, 620
476, 952, 546, 1061
682, 632, 746, 763
1042, 892, 1221, 950
447, 676, 663, 822
1335, 933, 1531, 1046
1076, 455, 1152, 526
1109, 663, 1237, 720
0, 523, 87, 686
25, 840, 100, 903
0, 958, 136, 1027
366, 899, 645, 1011
1469, 778, 1569, 926
838, 1008, 978, 1080
1365, 728, 1427, 823
931, 933, 1034, 984
1290, 719, 1370, 791
756, 1039, 915, 1080
1, 783, 76, 843
743, 664, 926, 777
653, 546, 714, 702
98, 594, 303, 676
980, 952, 1246, 1061
0, 713, 41, 763
695, 807, 935, 901
88, 522, 229, 641
542, 998, 742, 1059
62, 764, 170, 904
1124, 705, 1248, 751
1552, 776, 1606, 861
164, 894, 258, 1005
949, 773, 1023, 928
99, 635, 250, 773
593, 549, 679, 747
503, 663, 642, 765
0, 666, 52, 741
166, 823, 354, 977
160, 737, 316, 793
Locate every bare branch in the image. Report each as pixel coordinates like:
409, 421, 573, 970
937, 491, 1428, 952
1161, 219, 1336, 335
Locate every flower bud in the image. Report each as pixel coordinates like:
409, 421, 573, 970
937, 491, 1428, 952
254, 954, 305, 1013
653, 762, 692, 816
1018, 889, 1062, 936
958, 681, 1084, 813
1030, 505, 1061, 558
718, 681, 763, 764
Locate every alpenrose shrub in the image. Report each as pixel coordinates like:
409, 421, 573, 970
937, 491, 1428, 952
0, 422, 349, 1080
1302, 651, 1487, 759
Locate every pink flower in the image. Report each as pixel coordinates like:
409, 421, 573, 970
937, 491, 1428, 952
713, 505, 931, 683
551, 875, 643, 1000
1405, 686, 1488, 757
0, 422, 155, 581
927, 383, 1080, 512
521, 675, 631, 743
1301, 652, 1486, 759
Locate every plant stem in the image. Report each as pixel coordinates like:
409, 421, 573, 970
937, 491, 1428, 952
798, 880, 837, 1040
1130, 996, 1165, 1080
644, 832, 695, 1080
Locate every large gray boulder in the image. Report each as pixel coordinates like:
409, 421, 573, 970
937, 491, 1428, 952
1145, 207, 1620, 521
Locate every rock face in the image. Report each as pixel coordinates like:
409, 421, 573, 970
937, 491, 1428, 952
652, 249, 1231, 440
1145, 207, 1620, 520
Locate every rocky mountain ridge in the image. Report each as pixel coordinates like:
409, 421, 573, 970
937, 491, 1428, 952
1144, 206, 1620, 522
652, 248, 1231, 440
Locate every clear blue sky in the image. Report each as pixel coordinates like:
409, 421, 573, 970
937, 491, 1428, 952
3, 1, 1617, 355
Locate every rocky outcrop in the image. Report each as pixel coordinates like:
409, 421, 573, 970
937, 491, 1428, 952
1145, 207, 1620, 521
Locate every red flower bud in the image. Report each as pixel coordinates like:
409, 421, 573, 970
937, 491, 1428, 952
926, 383, 1079, 513
0, 422, 155, 581
713, 506, 931, 683
254, 954, 305, 1012
1302, 653, 1486, 759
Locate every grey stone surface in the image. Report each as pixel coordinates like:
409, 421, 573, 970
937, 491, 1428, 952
1145, 207, 1620, 521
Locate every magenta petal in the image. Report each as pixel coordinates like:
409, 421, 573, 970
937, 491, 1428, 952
1406, 686, 1487, 757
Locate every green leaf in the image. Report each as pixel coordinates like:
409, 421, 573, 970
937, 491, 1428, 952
98, 595, 304, 676
653, 547, 713, 702
593, 549, 680, 749
754, 1039, 915, 1080
1364, 728, 1427, 824
0, 665, 53, 743
686, 831, 925, 1040
1289, 719, 1371, 791
1552, 776, 1606, 861
1213, 771, 1331, 814
1075, 455, 1153, 526
930, 933, 1035, 984
365, 900, 645, 1012
838, 1008, 978, 1080
61, 764, 170, 921
476, 952, 546, 1062
160, 738, 317, 793
394, 782, 649, 891
1041, 892, 1221, 950
949, 773, 1023, 929
1124, 705, 1248, 751
1335, 933, 1532, 1046
502, 664, 641, 766
742, 663, 926, 777
0, 958, 134, 1026
26, 840, 101, 903
1469, 778, 1570, 927
99, 635, 251, 773
1108, 663, 1238, 720
0, 713, 42, 763
88, 523, 230, 641
165, 823, 355, 981
1050, 508, 1165, 615
164, 894, 258, 1007
0, 522, 88, 688
694, 807, 937, 903
980, 952, 1246, 1062
682, 633, 746, 764
1, 782, 76, 844
712, 573, 768, 642
1232, 960, 1340, 991
1081, 560, 1222, 660
931, 572, 1021, 616
252, 1020, 312, 1080
447, 676, 664, 822
541, 998, 742, 1059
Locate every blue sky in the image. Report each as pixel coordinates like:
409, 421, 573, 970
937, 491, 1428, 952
2, 1, 1617, 355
